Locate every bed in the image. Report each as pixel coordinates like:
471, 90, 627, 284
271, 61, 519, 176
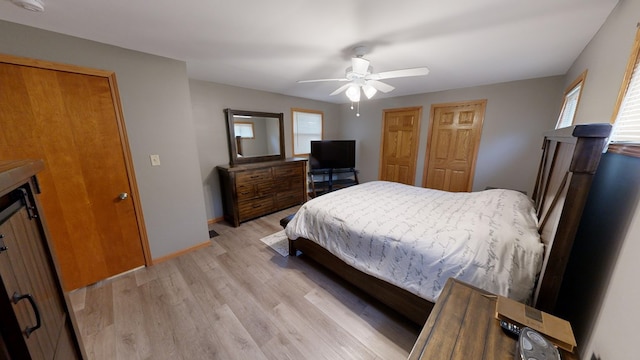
283, 124, 612, 325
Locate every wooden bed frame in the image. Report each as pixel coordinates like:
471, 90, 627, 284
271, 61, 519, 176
283, 124, 612, 325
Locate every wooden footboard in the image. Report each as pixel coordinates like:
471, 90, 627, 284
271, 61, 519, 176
289, 237, 433, 326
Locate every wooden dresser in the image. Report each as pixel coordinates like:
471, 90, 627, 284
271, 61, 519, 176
217, 159, 307, 227
0, 160, 84, 359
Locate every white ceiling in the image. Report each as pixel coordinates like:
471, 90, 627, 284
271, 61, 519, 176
0, 0, 619, 104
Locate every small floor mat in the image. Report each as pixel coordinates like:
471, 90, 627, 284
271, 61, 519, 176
259, 230, 289, 257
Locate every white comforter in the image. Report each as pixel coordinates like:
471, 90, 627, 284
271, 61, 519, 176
285, 181, 543, 303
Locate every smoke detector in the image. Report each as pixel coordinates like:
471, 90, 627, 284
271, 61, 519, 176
11, 0, 45, 12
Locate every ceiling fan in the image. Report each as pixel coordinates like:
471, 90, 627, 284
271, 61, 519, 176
298, 46, 430, 103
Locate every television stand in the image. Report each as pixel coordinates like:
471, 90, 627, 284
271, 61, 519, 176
308, 168, 359, 198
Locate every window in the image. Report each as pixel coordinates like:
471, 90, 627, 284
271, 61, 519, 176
292, 108, 323, 155
609, 26, 640, 155
233, 122, 254, 139
556, 71, 587, 129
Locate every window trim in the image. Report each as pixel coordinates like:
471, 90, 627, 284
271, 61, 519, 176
608, 26, 640, 157
555, 70, 587, 129
291, 108, 324, 156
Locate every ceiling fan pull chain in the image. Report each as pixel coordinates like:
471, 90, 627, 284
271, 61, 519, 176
356, 101, 360, 117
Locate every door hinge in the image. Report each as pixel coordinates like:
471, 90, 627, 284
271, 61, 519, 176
17, 188, 38, 220
0, 234, 6, 253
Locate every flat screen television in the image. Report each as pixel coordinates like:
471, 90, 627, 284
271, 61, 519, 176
310, 140, 356, 169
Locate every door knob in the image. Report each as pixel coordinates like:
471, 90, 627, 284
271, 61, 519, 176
119, 192, 128, 200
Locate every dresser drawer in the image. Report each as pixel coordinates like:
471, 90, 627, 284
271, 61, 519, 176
276, 189, 304, 209
236, 184, 256, 200
274, 175, 303, 192
238, 196, 275, 220
274, 163, 303, 179
237, 182, 274, 200
237, 168, 273, 184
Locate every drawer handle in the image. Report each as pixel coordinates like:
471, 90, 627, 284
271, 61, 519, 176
253, 204, 262, 208
250, 175, 261, 179
12, 292, 42, 338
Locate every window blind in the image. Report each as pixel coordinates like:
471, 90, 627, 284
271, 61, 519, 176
234, 123, 254, 138
611, 55, 640, 143
293, 110, 322, 155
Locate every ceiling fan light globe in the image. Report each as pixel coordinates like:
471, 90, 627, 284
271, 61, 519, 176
346, 85, 361, 102
362, 84, 377, 99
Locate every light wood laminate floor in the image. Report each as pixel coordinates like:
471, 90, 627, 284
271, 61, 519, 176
70, 207, 420, 360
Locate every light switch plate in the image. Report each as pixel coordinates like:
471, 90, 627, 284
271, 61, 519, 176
150, 154, 161, 166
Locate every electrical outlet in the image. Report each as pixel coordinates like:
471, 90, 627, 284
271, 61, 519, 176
150, 154, 161, 166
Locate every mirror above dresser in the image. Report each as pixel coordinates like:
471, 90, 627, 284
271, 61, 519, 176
224, 109, 285, 166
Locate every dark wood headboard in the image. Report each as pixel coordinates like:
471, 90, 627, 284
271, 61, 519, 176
532, 123, 612, 313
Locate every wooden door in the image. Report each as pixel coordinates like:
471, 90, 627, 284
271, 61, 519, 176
422, 100, 486, 192
379, 107, 422, 185
0, 55, 149, 290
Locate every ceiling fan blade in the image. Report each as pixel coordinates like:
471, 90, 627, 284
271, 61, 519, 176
351, 57, 370, 75
367, 80, 395, 93
367, 67, 430, 80
330, 83, 352, 96
297, 78, 349, 83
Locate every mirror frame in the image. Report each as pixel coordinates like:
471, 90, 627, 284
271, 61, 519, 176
225, 108, 285, 165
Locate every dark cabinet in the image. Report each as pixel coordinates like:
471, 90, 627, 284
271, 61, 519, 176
308, 168, 359, 197
217, 159, 307, 227
0, 160, 83, 359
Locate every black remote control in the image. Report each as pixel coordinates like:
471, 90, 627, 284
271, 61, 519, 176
499, 320, 522, 338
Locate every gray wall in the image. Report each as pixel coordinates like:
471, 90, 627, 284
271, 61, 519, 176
338, 77, 565, 195
192, 77, 564, 220
188, 79, 340, 220
266, 118, 281, 155
0, 20, 209, 259
560, 0, 640, 358
236, 118, 268, 157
